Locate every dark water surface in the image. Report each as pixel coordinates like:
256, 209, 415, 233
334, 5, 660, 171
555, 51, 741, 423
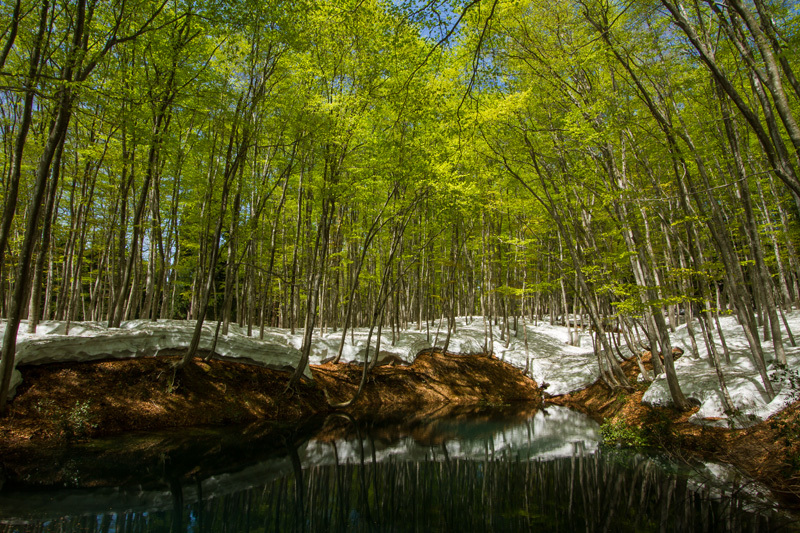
0, 405, 797, 532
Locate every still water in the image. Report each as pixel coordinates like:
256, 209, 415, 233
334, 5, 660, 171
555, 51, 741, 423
0, 405, 796, 532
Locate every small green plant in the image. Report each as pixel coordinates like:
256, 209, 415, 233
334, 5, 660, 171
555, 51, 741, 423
772, 415, 800, 441
34, 398, 56, 415
600, 420, 648, 448
612, 392, 629, 408
64, 400, 97, 438
478, 399, 511, 408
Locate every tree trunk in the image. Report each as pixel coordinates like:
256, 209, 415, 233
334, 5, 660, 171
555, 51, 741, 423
1, 92, 74, 413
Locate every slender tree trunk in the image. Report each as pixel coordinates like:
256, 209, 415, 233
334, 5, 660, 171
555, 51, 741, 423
717, 82, 786, 364
27, 130, 65, 332
334, 190, 394, 362
0, 0, 50, 305
1, 92, 74, 413
180, 97, 248, 367
288, 195, 335, 388
221, 169, 243, 336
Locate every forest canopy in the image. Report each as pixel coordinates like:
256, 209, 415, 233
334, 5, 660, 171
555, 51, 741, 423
1, 0, 799, 411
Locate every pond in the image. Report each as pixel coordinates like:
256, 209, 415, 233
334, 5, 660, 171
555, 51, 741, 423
0, 405, 797, 532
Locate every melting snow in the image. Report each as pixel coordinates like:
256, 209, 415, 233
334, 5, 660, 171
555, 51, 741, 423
3, 312, 800, 428
643, 313, 800, 428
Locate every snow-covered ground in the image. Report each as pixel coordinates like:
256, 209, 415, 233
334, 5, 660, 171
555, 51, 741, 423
643, 312, 800, 428
3, 311, 800, 428
0, 316, 597, 399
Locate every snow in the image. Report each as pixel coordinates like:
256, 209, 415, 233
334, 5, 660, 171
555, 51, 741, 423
3, 312, 800, 429
300, 316, 598, 396
642, 312, 800, 428
0, 316, 598, 399
0, 319, 306, 397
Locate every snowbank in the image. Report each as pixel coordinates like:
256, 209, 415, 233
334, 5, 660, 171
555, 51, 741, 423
6, 311, 798, 429
642, 313, 800, 428
1, 316, 598, 400
2, 319, 305, 398
300, 316, 597, 396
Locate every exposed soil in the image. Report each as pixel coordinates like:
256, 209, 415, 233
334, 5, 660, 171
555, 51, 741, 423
313, 351, 540, 414
0, 350, 541, 486
548, 351, 800, 507
1, 355, 325, 444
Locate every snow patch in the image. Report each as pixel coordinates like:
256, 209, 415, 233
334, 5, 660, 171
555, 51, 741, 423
642, 312, 800, 428
7, 311, 799, 429
2, 316, 599, 400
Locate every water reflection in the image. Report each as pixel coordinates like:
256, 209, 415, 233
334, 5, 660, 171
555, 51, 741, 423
0, 406, 796, 532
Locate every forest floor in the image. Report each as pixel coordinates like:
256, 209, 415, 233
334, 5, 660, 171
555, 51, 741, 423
0, 351, 540, 485
548, 351, 800, 508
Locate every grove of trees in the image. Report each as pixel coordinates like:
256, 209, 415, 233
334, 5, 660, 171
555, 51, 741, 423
1, 0, 799, 412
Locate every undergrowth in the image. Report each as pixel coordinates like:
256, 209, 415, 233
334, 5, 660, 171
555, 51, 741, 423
36, 399, 98, 439
600, 420, 649, 448
65, 400, 97, 438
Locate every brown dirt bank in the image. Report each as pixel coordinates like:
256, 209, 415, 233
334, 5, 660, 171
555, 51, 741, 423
0, 351, 540, 484
313, 351, 541, 414
547, 353, 800, 507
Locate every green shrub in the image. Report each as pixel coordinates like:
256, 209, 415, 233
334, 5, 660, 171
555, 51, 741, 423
600, 420, 648, 448
64, 400, 97, 438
